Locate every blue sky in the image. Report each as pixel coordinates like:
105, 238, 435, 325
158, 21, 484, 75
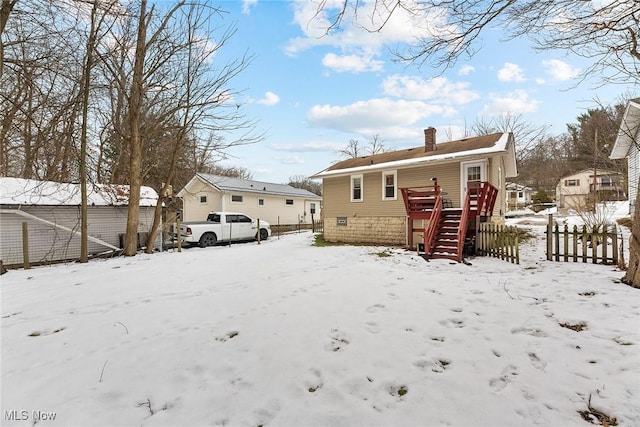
209, 0, 637, 183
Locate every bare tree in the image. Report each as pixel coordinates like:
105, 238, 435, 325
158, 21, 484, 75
368, 133, 387, 155
93, 1, 259, 255
338, 134, 387, 158
315, 1, 639, 84
472, 113, 550, 163
288, 174, 322, 196
0, 0, 18, 80
338, 138, 362, 158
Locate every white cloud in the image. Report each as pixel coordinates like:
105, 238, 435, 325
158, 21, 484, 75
285, 1, 454, 71
271, 141, 345, 153
307, 98, 457, 135
497, 63, 526, 82
480, 90, 540, 116
542, 59, 581, 81
458, 65, 475, 76
322, 53, 384, 73
255, 91, 280, 106
275, 155, 305, 165
242, 0, 257, 15
381, 75, 479, 105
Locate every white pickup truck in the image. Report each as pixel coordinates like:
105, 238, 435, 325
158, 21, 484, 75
174, 212, 271, 247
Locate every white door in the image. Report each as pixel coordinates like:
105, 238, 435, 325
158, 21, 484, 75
461, 161, 486, 204
227, 214, 254, 240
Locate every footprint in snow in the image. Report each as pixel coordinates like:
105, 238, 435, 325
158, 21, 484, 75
364, 321, 381, 334
366, 304, 386, 313
489, 364, 519, 392
439, 318, 465, 328
325, 329, 350, 352
215, 331, 239, 342
528, 352, 547, 370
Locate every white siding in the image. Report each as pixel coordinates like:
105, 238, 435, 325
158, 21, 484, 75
0, 206, 159, 266
629, 142, 639, 213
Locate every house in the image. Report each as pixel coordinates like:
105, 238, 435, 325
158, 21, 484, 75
610, 98, 640, 214
0, 177, 160, 268
178, 173, 322, 226
505, 182, 533, 210
311, 128, 517, 261
555, 169, 626, 210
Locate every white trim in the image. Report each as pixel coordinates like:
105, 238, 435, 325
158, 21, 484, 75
311, 133, 511, 179
460, 160, 487, 205
351, 174, 364, 202
381, 169, 397, 201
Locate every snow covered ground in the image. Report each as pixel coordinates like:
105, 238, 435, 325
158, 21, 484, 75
2, 209, 639, 426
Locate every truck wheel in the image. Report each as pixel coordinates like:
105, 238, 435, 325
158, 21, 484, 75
258, 228, 269, 241
199, 233, 217, 248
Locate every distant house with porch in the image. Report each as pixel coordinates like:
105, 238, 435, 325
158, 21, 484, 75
178, 173, 322, 226
505, 182, 533, 210
610, 98, 640, 215
0, 177, 160, 268
311, 128, 517, 262
555, 169, 626, 210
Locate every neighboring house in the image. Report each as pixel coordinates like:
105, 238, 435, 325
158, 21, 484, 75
178, 173, 322, 225
505, 182, 533, 210
0, 177, 160, 268
555, 169, 626, 210
311, 128, 517, 260
610, 98, 640, 214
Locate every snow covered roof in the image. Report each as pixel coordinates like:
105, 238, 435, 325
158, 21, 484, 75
610, 98, 640, 159
187, 173, 322, 199
0, 177, 159, 207
311, 132, 517, 179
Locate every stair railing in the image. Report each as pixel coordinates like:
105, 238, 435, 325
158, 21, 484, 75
456, 187, 472, 262
423, 192, 442, 255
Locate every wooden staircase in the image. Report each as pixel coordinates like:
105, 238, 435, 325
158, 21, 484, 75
401, 181, 499, 263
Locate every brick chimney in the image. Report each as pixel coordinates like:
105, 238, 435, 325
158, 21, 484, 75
424, 127, 436, 152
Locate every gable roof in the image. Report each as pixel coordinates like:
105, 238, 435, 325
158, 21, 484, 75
311, 132, 517, 178
558, 169, 624, 181
610, 98, 640, 159
186, 173, 322, 199
0, 177, 158, 206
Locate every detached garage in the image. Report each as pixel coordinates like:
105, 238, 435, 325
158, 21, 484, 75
0, 177, 160, 269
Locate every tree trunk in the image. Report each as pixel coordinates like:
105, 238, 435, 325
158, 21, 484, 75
124, 0, 147, 257
623, 176, 640, 288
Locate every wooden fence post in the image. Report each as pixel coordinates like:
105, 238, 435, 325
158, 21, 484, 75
547, 214, 553, 261
22, 221, 30, 270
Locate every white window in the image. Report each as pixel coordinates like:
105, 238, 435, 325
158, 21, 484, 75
231, 194, 243, 203
565, 179, 579, 187
285, 199, 294, 205
258, 198, 264, 206
310, 202, 316, 214
351, 174, 363, 202
382, 170, 397, 200
199, 195, 207, 204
